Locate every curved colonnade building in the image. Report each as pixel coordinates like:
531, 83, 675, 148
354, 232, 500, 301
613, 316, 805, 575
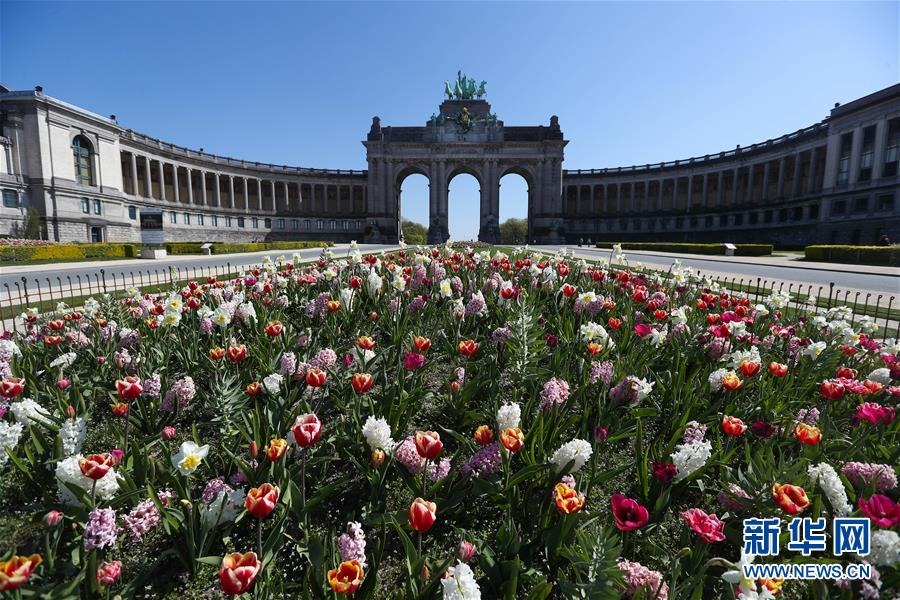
0, 82, 898, 246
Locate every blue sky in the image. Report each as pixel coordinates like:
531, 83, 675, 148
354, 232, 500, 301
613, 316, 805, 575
2, 2, 898, 240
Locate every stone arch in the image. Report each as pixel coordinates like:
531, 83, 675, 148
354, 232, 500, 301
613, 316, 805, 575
446, 165, 484, 241
395, 164, 430, 243
498, 165, 535, 243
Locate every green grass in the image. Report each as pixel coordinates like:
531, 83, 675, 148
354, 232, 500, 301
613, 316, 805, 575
0, 255, 137, 267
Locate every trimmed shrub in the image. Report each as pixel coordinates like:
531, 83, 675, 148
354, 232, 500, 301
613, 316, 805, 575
0, 243, 138, 263
165, 242, 205, 255
804, 245, 900, 267
212, 241, 332, 254
594, 242, 773, 256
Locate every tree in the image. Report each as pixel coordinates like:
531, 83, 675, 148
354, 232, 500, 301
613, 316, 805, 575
499, 218, 527, 245
22, 208, 42, 239
401, 219, 428, 245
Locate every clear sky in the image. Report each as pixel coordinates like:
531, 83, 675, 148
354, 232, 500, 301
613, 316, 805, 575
2, 1, 898, 240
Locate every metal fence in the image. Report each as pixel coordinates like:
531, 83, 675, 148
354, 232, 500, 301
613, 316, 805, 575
1, 263, 897, 341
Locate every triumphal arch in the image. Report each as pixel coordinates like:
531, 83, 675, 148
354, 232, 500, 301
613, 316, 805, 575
363, 72, 567, 244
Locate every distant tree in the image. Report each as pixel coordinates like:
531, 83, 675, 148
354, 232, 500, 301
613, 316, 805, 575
13, 208, 43, 239
499, 218, 527, 245
401, 219, 428, 245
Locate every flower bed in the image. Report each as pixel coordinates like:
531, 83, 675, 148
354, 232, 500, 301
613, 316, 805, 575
0, 246, 897, 598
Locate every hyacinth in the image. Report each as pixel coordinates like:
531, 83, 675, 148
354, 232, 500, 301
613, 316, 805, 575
538, 378, 570, 410
589, 361, 614, 386
310, 348, 338, 369
0, 420, 24, 466
160, 376, 196, 412
10, 398, 53, 427
337, 521, 367, 568
682, 421, 707, 445
394, 437, 426, 474
84, 507, 119, 550
427, 458, 451, 481
361, 416, 395, 452
496, 403, 521, 432
841, 462, 898, 491
867, 367, 892, 385
56, 455, 119, 505
464, 292, 487, 317
671, 440, 712, 482
121, 499, 161, 541
279, 352, 297, 376
202, 478, 233, 503
491, 326, 512, 343
441, 560, 482, 600
807, 463, 852, 515
617, 558, 669, 600
454, 367, 466, 385
263, 373, 284, 395
794, 407, 820, 426
142, 373, 162, 397
49, 351, 77, 369
708, 368, 729, 392
203, 488, 246, 528
609, 376, 654, 407
717, 483, 751, 512
59, 417, 86, 456
460, 443, 501, 478
550, 439, 592, 474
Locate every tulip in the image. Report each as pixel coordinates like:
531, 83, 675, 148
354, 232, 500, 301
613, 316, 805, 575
450, 380, 460, 393
0, 554, 42, 591
265, 438, 287, 462
414, 431, 443, 460
610, 493, 649, 531
835, 366, 858, 379
751, 420, 776, 438
79, 453, 114, 480
305, 368, 327, 388
607, 317, 622, 330
793, 423, 821, 445
594, 426, 609, 442
458, 540, 476, 562
408, 497, 437, 533
326, 299, 341, 312
43, 510, 62, 527
0, 377, 27, 399
680, 508, 726, 543
854, 402, 896, 426
351, 373, 373, 394
209, 347, 225, 361
403, 352, 426, 371
500, 427, 524, 453
245, 382, 262, 397
328, 560, 365, 595
554, 482, 586, 514
858, 494, 900, 528
219, 552, 261, 596
371, 448, 385, 467
721, 373, 744, 391
562, 283, 577, 298
721, 415, 747, 437
56, 379, 71, 390
739, 360, 761, 377
369, 311, 378, 321
110, 401, 129, 417
226, 344, 248, 363
115, 376, 143, 400
458, 339, 479, 357
249, 441, 259, 459
265, 320, 283, 337
413, 336, 431, 353
772, 483, 809, 515
357, 336, 375, 350
96, 560, 122, 586
291, 413, 322, 448
245, 483, 280, 519
768, 362, 788, 377
161, 425, 177, 440
820, 379, 845, 400
586, 342, 603, 355
473, 425, 493, 446
652, 461, 676, 485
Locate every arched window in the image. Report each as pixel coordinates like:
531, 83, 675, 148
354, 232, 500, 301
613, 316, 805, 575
72, 136, 93, 185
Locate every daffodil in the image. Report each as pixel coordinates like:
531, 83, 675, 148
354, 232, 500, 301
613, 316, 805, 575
172, 441, 209, 475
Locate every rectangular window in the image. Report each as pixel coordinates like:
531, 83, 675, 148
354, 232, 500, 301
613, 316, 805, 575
264, 218, 272, 229
197, 214, 204, 226
719, 215, 728, 227
81, 198, 90, 214
238, 217, 245, 228
252, 217, 259, 228
93, 199, 101, 215
305, 220, 311, 229
170, 211, 177, 224
212, 215, 218, 227
763, 210, 772, 224
317, 220, 323, 230
808, 205, 819, 220
292, 219, 298, 230
836, 132, 853, 186
878, 194, 894, 211
778, 208, 788, 222
791, 207, 802, 221
128, 206, 137, 220
277, 218, 285, 229
225, 216, 232, 227
749, 213, 758, 225
704, 215, 713, 227
858, 126, 876, 182
833, 200, 846, 214
734, 214, 743, 226
854, 197, 868, 213
183, 213, 190, 225
2, 190, 17, 208
884, 118, 900, 177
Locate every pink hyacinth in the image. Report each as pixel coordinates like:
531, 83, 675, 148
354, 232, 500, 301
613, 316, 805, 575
337, 521, 367, 568
84, 507, 119, 551
121, 499, 161, 541
617, 558, 668, 600
539, 378, 570, 410
842, 462, 897, 491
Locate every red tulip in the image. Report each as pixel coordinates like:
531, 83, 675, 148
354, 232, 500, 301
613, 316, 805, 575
291, 413, 322, 448
79, 453, 114, 480
610, 493, 649, 531
226, 344, 247, 363
458, 339, 479, 357
681, 508, 726, 543
858, 494, 900, 528
305, 368, 327, 388
772, 483, 809, 515
414, 431, 443, 460
500, 427, 524, 452
403, 352, 426, 371
820, 379, 845, 400
739, 361, 761, 377
115, 376, 143, 400
721, 415, 747, 437
768, 362, 788, 377
408, 497, 437, 533
854, 402, 896, 426
96, 560, 122, 587
0, 554, 42, 591
0, 377, 25, 399
209, 347, 225, 361
265, 320, 283, 337
835, 366, 858, 379
110, 402, 129, 417
793, 423, 821, 445
351, 373, 373, 394
562, 284, 577, 298
219, 552, 261, 596
245, 483, 280, 519
357, 336, 375, 350
413, 336, 431, 353
473, 425, 493, 446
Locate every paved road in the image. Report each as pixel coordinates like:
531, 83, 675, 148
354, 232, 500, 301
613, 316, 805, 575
537, 246, 900, 296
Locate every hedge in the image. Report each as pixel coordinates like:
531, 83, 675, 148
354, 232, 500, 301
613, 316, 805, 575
594, 242, 773, 256
0, 243, 138, 263
804, 245, 900, 267
164, 241, 333, 255
164, 242, 205, 255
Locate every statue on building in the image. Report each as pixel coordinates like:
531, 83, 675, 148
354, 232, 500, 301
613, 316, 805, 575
444, 71, 486, 101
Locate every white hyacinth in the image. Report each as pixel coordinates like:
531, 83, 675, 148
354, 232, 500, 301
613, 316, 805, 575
203, 488, 246, 528
869, 530, 900, 566
367, 269, 383, 295
59, 417, 87, 456
579, 321, 609, 344
550, 439, 593, 474
496, 403, 521, 432
49, 352, 77, 369
441, 560, 481, 600
361, 416, 395, 452
867, 368, 892, 385
263, 373, 284, 395
0, 421, 25, 466
55, 455, 119, 505
10, 398, 53, 428
708, 368, 730, 392
807, 463, 852, 516
671, 440, 712, 482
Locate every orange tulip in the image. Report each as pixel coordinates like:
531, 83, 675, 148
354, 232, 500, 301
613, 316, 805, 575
219, 552, 261, 596
794, 423, 821, 446
408, 497, 437, 533
226, 344, 247, 363
209, 347, 225, 361
772, 483, 809, 515
414, 431, 443, 460
357, 336, 375, 350
721, 373, 744, 391
79, 453, 114, 480
265, 320, 283, 337
110, 402, 129, 417
245, 483, 280, 519
245, 382, 262, 397
458, 339, 479, 357
351, 373, 373, 394
413, 336, 431, 353
721, 415, 747, 437
586, 342, 603, 355
473, 425, 494, 446
554, 483, 585, 515
739, 360, 761, 377
328, 559, 365, 595
326, 300, 341, 312
768, 362, 788, 377
500, 427, 524, 452
265, 438, 288, 462
0, 554, 42, 591
371, 448, 385, 467
306, 368, 327, 388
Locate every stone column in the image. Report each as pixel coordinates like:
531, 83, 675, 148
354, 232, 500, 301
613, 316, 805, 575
848, 127, 864, 185
761, 162, 770, 201
172, 165, 180, 203
686, 176, 693, 212
186, 169, 193, 204
807, 148, 818, 194
439, 160, 449, 242
228, 175, 235, 209
792, 153, 803, 197
199, 171, 207, 206
670, 178, 677, 210
157, 161, 166, 201
143, 156, 152, 198
731, 168, 739, 205
214, 174, 222, 207
701, 173, 708, 208
746, 164, 754, 204
716, 171, 724, 206
283, 182, 290, 212
872, 118, 888, 181
130, 153, 138, 196
776, 157, 786, 199
269, 180, 276, 212
657, 179, 664, 210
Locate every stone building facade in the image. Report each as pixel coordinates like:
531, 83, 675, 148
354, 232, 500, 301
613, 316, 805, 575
1, 82, 898, 246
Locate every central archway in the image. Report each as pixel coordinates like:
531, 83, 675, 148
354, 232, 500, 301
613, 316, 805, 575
447, 169, 482, 242
398, 170, 429, 244
499, 170, 531, 245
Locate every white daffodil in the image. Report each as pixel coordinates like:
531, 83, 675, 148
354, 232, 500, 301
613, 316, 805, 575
172, 441, 209, 475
